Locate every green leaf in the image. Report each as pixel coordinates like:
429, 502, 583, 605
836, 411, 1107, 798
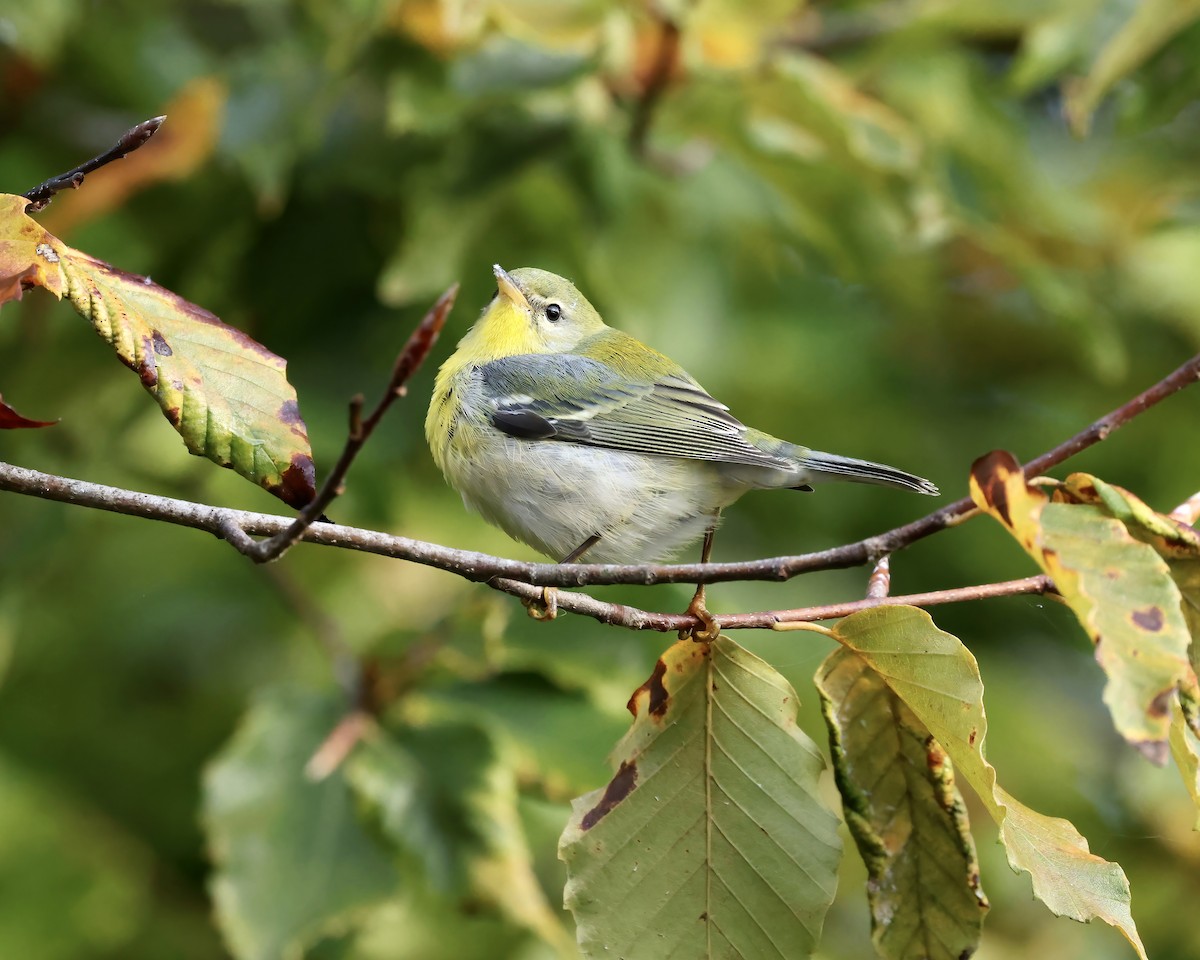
0, 194, 315, 507
421, 673, 631, 798
1065, 0, 1200, 134
829, 606, 1147, 960
816, 647, 988, 960
559, 636, 842, 959
347, 720, 574, 956
203, 688, 398, 960
970, 451, 1192, 762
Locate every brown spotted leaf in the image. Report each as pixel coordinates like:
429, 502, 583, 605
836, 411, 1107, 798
816, 646, 987, 960
830, 606, 1146, 960
0, 193, 314, 507
970, 451, 1191, 763
1058, 473, 1200, 694
559, 635, 841, 959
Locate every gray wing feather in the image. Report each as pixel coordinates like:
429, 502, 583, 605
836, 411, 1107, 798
479, 355, 790, 468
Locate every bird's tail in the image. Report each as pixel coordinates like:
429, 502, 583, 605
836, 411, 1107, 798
797, 449, 939, 496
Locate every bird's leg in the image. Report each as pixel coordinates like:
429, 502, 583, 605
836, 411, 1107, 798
682, 520, 720, 642
525, 534, 601, 622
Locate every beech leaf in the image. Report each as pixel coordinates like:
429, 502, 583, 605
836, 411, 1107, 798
0, 193, 315, 507
828, 606, 1146, 960
203, 689, 398, 960
559, 635, 842, 959
970, 451, 1191, 762
816, 646, 988, 960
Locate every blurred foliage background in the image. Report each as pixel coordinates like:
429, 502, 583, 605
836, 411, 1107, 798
3, 1, 1200, 958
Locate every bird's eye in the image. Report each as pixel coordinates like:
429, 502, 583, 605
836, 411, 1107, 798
545, 303, 562, 322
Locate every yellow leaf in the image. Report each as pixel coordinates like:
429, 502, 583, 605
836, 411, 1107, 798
970, 451, 1191, 762
0, 195, 315, 507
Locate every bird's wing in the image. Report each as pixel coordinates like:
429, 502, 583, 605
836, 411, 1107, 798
478, 354, 792, 468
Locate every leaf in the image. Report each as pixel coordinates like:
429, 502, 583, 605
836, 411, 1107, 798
829, 606, 1146, 960
1065, 0, 1200, 134
0, 394, 55, 429
203, 688, 399, 960
559, 636, 842, 960
1056, 473, 1200, 685
0, 194, 315, 507
970, 451, 1191, 762
1169, 695, 1200, 830
347, 721, 574, 956
421, 673, 632, 798
815, 647, 988, 960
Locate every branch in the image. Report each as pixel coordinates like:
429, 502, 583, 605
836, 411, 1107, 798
1, 352, 1196, 593
221, 284, 457, 563
489, 574, 1057, 632
22, 116, 166, 212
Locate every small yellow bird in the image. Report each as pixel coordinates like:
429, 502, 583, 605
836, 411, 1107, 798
426, 266, 937, 567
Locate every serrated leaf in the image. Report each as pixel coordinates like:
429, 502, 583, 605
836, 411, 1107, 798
559, 636, 842, 960
1064, 0, 1200, 134
816, 647, 987, 960
202, 689, 398, 960
0, 194, 315, 507
830, 606, 1146, 960
970, 451, 1191, 762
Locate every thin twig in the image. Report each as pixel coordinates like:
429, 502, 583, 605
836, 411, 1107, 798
224, 284, 457, 563
866, 556, 891, 599
22, 116, 166, 212
490, 575, 1056, 632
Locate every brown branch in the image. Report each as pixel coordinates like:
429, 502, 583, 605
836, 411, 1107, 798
223, 284, 457, 563
22, 116, 166, 212
490, 575, 1056, 632
1, 352, 1197, 592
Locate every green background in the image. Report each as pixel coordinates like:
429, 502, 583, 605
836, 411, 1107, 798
2, 1, 1199, 958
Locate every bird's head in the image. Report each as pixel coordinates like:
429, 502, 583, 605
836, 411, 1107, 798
460, 265, 606, 359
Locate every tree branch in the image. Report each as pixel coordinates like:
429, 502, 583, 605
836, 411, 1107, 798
489, 574, 1057, 632
22, 116, 166, 212
0, 351, 1196, 612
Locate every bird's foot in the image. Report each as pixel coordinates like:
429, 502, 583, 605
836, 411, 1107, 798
524, 586, 559, 621
681, 585, 720, 642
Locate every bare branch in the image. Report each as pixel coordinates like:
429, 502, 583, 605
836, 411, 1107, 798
22, 116, 166, 212
490, 575, 1056, 632
1, 352, 1197, 596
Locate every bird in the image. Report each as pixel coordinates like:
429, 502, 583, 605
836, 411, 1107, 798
426, 264, 937, 599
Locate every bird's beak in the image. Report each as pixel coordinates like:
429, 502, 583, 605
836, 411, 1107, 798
493, 264, 531, 313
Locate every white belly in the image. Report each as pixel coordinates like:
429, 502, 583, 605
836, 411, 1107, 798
444, 428, 733, 563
